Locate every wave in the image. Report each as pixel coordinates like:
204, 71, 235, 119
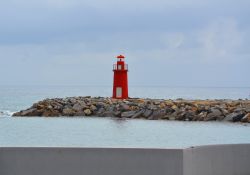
0, 110, 15, 117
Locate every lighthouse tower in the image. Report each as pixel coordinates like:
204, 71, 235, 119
112, 55, 128, 99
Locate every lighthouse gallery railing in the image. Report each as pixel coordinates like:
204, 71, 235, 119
113, 64, 128, 71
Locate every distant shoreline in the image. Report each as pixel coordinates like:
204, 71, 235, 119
13, 97, 250, 123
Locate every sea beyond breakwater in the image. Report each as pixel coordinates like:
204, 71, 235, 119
13, 96, 250, 123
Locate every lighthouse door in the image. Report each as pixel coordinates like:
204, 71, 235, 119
116, 87, 122, 98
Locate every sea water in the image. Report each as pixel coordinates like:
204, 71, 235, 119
0, 85, 250, 148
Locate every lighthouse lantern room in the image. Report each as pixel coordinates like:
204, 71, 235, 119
112, 55, 128, 99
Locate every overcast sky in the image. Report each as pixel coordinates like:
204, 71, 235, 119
0, 0, 249, 87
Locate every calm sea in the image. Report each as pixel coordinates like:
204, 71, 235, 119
0, 85, 250, 148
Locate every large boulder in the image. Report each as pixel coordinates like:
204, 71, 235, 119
205, 108, 224, 121
96, 102, 108, 110
72, 103, 83, 112
62, 108, 76, 116
131, 110, 144, 119
148, 110, 165, 120
241, 113, 250, 123
42, 110, 60, 117
13, 108, 42, 117
175, 112, 186, 121
223, 113, 245, 122
84, 109, 92, 116
193, 112, 207, 121
90, 105, 97, 112
184, 111, 196, 121
142, 109, 153, 118
121, 111, 137, 118
112, 111, 121, 117
119, 103, 130, 112
96, 108, 106, 117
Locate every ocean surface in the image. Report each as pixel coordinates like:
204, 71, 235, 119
0, 85, 250, 148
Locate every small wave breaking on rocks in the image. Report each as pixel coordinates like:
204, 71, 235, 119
0, 110, 15, 117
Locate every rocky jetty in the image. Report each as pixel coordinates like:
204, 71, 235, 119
13, 97, 250, 123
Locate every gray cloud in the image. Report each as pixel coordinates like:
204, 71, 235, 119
0, 0, 249, 87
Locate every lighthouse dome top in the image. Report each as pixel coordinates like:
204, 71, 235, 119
116, 55, 125, 59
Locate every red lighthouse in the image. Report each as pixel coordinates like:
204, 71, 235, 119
112, 55, 128, 99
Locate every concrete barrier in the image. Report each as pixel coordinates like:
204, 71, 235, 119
0, 144, 250, 175
0, 147, 183, 175
183, 144, 250, 175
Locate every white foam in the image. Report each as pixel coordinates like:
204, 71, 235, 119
0, 110, 14, 117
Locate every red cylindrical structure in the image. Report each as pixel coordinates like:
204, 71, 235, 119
112, 55, 128, 99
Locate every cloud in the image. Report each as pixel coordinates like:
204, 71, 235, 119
0, 0, 249, 86
198, 18, 245, 61
3, 0, 208, 9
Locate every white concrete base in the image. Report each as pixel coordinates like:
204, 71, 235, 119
0, 144, 250, 175
183, 144, 250, 175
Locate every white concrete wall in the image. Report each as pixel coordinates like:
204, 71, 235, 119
183, 144, 250, 175
0, 147, 183, 175
0, 144, 250, 175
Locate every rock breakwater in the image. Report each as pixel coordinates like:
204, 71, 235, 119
13, 97, 250, 123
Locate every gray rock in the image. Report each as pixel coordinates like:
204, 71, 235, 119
147, 104, 157, 110
175, 112, 186, 121
62, 108, 75, 116
194, 112, 207, 121
165, 106, 175, 114
12, 97, 250, 122
107, 106, 115, 112
221, 109, 229, 116
121, 111, 137, 118
223, 113, 235, 121
149, 109, 167, 120
42, 110, 60, 117
47, 105, 53, 109
20, 108, 40, 116
210, 108, 223, 116
142, 109, 153, 118
131, 110, 144, 118
72, 103, 83, 112
153, 101, 161, 105
74, 111, 85, 116
223, 113, 245, 122
184, 111, 195, 121
95, 102, 107, 109
51, 103, 63, 110
119, 103, 130, 111
241, 113, 250, 123
246, 108, 250, 113
159, 109, 167, 118
83, 96, 91, 98
233, 113, 245, 122
84, 109, 92, 116
68, 98, 77, 104
216, 115, 225, 121
194, 104, 201, 112
165, 115, 174, 120
97, 108, 105, 116
205, 114, 216, 121
102, 111, 114, 117
160, 115, 169, 120
113, 111, 121, 117
90, 105, 97, 112
234, 107, 245, 113
205, 108, 223, 121
148, 110, 161, 120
